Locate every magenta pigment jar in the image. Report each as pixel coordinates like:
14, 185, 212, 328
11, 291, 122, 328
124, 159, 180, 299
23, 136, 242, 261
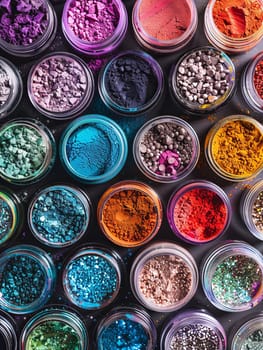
167, 180, 231, 244
62, 0, 128, 56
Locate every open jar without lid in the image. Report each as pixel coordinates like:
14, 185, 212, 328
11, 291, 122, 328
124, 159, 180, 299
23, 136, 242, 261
160, 310, 227, 350
0, 311, 17, 350
132, 0, 198, 53
204, 0, 263, 53
231, 315, 263, 350
130, 242, 198, 312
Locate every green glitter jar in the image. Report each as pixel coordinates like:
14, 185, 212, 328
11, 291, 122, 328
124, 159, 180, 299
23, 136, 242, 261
20, 308, 88, 350
201, 241, 263, 312
0, 119, 56, 185
231, 315, 263, 350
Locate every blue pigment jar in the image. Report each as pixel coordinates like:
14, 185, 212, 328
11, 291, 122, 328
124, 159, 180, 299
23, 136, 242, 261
0, 119, 56, 185
0, 311, 17, 350
96, 306, 157, 350
63, 245, 123, 310
59, 114, 128, 184
98, 50, 164, 116
20, 308, 89, 350
0, 187, 23, 246
0, 245, 56, 314
28, 184, 91, 248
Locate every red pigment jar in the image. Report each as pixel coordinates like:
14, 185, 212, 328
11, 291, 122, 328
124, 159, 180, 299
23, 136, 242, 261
167, 180, 232, 244
132, 0, 198, 53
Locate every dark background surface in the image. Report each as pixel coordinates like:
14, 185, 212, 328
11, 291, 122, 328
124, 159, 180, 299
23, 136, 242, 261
1, 0, 263, 348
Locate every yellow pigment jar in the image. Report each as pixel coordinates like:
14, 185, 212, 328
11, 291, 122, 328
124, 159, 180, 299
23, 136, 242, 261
205, 115, 263, 181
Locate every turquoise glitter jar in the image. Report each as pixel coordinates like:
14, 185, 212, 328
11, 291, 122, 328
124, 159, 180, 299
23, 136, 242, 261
0, 119, 56, 185
0, 245, 56, 314
28, 184, 91, 248
59, 114, 128, 184
63, 245, 123, 310
231, 315, 263, 350
20, 308, 89, 350
201, 241, 263, 312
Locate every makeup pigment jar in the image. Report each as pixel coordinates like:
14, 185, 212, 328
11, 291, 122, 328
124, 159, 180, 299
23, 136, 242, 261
28, 185, 91, 248
59, 114, 127, 184
241, 52, 263, 113
133, 116, 200, 183
201, 241, 263, 312
130, 242, 198, 312
132, 0, 198, 53
98, 50, 164, 116
231, 315, 263, 349
0, 311, 17, 350
170, 46, 235, 114
240, 180, 263, 241
160, 310, 227, 350
0, 187, 23, 246
0, 0, 57, 57
62, 0, 128, 56
204, 0, 263, 53
98, 180, 163, 247
0, 119, 56, 185
0, 57, 23, 120
28, 52, 95, 120
0, 245, 56, 314
167, 180, 232, 244
96, 306, 157, 350
63, 245, 123, 310
205, 115, 263, 181
20, 308, 89, 350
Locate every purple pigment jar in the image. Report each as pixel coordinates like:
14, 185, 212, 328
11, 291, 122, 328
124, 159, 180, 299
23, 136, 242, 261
0, 0, 57, 57
62, 0, 128, 56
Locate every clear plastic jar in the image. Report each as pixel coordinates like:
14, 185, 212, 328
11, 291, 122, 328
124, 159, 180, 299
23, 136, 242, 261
0, 119, 56, 185
0, 57, 23, 120
62, 0, 128, 56
27, 52, 95, 120
59, 114, 128, 184
0, 187, 23, 246
28, 185, 91, 248
63, 245, 123, 310
201, 241, 263, 312
96, 306, 157, 350
130, 242, 198, 312
20, 308, 88, 350
160, 310, 227, 350
133, 116, 200, 183
0, 0, 57, 57
167, 180, 232, 244
170, 46, 235, 114
97, 180, 163, 247
240, 180, 263, 240
132, 0, 198, 53
205, 115, 263, 181
98, 50, 164, 116
204, 0, 263, 53
0, 245, 56, 314
241, 52, 263, 113
0, 311, 17, 350
231, 315, 263, 350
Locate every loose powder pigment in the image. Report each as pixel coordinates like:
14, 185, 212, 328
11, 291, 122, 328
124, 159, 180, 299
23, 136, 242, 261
0, 192, 17, 244
212, 0, 263, 38
241, 328, 263, 350
252, 190, 263, 233
0, 65, 11, 107
26, 320, 81, 350
212, 255, 263, 307
254, 59, 263, 100
138, 255, 192, 307
0, 0, 48, 46
65, 253, 118, 309
170, 324, 220, 350
30, 186, 89, 246
30, 54, 89, 114
172, 188, 228, 242
138, 0, 191, 41
211, 119, 263, 178
104, 53, 158, 110
67, 0, 119, 42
